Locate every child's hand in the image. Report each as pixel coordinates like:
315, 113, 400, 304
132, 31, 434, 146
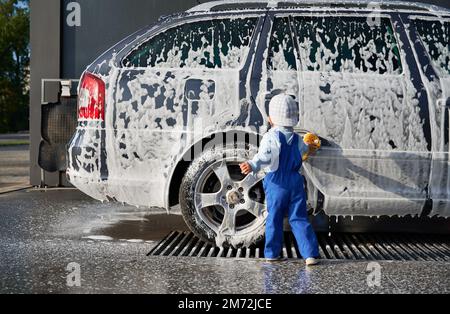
240, 162, 252, 175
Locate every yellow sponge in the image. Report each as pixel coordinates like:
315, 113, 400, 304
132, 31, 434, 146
304, 133, 321, 147
302, 133, 321, 162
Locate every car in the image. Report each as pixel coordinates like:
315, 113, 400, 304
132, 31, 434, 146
67, 0, 450, 247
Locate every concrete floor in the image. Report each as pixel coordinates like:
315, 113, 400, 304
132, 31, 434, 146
0, 188, 449, 294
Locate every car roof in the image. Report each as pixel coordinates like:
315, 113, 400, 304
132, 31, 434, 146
187, 0, 450, 14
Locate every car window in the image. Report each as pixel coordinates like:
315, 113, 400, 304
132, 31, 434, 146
292, 16, 403, 74
123, 17, 258, 69
414, 19, 449, 77
268, 17, 297, 71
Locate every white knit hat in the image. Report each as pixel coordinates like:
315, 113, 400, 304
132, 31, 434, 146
268, 94, 299, 127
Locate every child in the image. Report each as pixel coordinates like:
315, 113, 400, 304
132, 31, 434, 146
240, 94, 320, 266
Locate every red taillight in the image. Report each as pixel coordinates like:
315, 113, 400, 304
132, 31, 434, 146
78, 72, 105, 121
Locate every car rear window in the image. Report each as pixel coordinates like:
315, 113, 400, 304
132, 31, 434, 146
122, 17, 258, 69
292, 16, 403, 74
414, 19, 450, 77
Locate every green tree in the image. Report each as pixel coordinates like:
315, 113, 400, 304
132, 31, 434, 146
0, 0, 29, 133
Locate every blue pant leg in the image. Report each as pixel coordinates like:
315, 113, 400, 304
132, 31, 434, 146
288, 187, 319, 259
264, 183, 288, 259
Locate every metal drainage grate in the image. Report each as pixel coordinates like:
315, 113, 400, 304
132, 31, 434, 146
148, 231, 450, 262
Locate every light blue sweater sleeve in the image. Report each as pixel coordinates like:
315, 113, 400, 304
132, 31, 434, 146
248, 133, 274, 173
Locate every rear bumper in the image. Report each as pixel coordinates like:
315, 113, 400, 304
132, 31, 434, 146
66, 127, 107, 200
66, 170, 167, 210
67, 127, 168, 209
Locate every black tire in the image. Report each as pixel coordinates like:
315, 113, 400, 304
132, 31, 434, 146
179, 143, 267, 248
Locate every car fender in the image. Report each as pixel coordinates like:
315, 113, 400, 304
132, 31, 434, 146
165, 127, 263, 211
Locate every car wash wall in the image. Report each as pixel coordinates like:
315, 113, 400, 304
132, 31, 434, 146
30, 0, 201, 187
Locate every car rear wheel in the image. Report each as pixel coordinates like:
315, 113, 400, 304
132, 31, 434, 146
179, 143, 267, 248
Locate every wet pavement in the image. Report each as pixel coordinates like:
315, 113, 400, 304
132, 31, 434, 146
0, 144, 29, 192
0, 188, 449, 294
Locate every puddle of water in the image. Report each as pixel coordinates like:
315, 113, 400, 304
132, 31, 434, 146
88, 214, 189, 242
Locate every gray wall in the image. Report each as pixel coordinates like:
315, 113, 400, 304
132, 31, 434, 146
61, 0, 202, 79
30, 0, 61, 186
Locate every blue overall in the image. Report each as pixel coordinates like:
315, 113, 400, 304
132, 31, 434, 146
263, 131, 319, 259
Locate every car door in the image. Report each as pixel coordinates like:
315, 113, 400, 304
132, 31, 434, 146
409, 16, 450, 217
289, 12, 432, 217
254, 13, 301, 119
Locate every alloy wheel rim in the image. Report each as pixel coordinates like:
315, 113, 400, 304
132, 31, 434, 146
194, 159, 267, 238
